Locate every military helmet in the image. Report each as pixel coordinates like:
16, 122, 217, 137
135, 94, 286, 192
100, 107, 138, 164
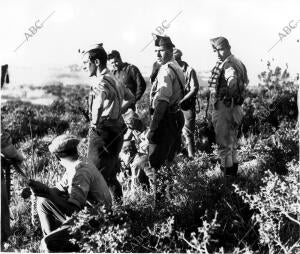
152, 34, 175, 48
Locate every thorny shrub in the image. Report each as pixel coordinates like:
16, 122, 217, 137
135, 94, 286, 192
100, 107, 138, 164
235, 160, 300, 254
2, 65, 299, 253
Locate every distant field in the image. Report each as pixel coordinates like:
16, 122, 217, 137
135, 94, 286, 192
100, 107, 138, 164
1, 66, 210, 106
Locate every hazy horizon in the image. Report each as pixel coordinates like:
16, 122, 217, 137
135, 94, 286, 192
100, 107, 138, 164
1, 0, 299, 87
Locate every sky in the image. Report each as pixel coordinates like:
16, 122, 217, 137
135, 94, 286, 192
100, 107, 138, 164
0, 0, 299, 85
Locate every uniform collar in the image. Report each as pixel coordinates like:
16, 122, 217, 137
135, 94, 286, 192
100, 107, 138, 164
222, 54, 234, 65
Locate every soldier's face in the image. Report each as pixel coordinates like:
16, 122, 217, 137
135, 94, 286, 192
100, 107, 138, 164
214, 47, 230, 61
108, 57, 122, 71
82, 54, 97, 77
155, 46, 173, 65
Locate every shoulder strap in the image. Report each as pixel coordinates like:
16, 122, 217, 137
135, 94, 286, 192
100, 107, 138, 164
168, 64, 185, 97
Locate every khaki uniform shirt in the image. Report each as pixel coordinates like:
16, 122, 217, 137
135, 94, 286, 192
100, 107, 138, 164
216, 54, 248, 99
56, 159, 112, 209
150, 59, 185, 109
89, 68, 131, 127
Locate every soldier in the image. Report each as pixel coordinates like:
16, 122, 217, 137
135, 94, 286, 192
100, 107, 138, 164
121, 111, 149, 189
147, 34, 185, 188
1, 69, 26, 243
1, 132, 26, 243
107, 50, 146, 111
80, 44, 135, 200
209, 37, 248, 176
29, 134, 112, 252
173, 48, 200, 158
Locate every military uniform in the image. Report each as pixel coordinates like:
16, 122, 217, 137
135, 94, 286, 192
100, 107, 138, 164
37, 134, 112, 252
87, 67, 132, 200
148, 37, 185, 172
111, 60, 146, 111
210, 37, 248, 175
1, 132, 25, 243
121, 112, 150, 189
174, 48, 199, 157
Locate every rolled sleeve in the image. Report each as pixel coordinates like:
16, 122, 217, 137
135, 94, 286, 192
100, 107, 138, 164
68, 173, 91, 209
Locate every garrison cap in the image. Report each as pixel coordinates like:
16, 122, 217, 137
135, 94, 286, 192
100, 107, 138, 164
49, 134, 80, 154
152, 34, 175, 48
173, 48, 183, 58
107, 50, 121, 60
210, 37, 230, 50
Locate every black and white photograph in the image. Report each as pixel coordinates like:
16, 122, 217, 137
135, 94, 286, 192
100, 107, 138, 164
0, 0, 299, 253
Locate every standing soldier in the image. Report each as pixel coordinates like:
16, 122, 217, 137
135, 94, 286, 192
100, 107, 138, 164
107, 50, 146, 111
209, 37, 248, 176
1, 132, 26, 243
80, 43, 135, 200
147, 34, 185, 189
173, 48, 199, 158
1, 67, 27, 243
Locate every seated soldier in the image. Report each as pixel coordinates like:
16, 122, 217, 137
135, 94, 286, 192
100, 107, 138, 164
30, 134, 112, 252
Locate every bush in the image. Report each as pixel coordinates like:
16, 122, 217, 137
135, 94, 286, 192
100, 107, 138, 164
3, 66, 299, 253
235, 160, 300, 254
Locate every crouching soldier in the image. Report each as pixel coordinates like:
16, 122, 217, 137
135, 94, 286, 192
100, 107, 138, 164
147, 34, 185, 192
31, 134, 112, 252
121, 110, 150, 189
80, 43, 135, 201
209, 37, 248, 176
